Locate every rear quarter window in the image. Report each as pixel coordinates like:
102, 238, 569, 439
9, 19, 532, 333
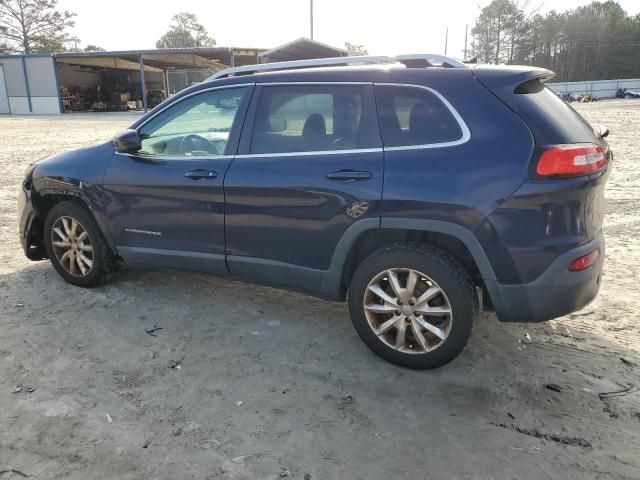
515, 82, 597, 145
375, 85, 465, 148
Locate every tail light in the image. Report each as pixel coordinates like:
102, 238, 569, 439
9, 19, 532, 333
537, 144, 607, 176
568, 249, 599, 272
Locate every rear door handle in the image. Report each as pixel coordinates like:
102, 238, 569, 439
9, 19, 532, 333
327, 170, 372, 182
184, 169, 218, 180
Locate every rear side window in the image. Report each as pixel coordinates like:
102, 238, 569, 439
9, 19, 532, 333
375, 85, 464, 148
251, 85, 378, 154
515, 81, 597, 145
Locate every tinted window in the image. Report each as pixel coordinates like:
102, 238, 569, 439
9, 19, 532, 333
251, 85, 374, 154
139, 87, 247, 157
515, 82, 597, 144
375, 85, 463, 147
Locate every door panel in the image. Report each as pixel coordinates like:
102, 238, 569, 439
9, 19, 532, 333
102, 85, 252, 274
103, 154, 231, 255
225, 150, 383, 270
224, 83, 383, 289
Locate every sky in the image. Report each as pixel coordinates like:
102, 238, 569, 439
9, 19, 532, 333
57, 0, 640, 59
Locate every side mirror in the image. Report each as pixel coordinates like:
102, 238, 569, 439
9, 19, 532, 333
114, 129, 142, 154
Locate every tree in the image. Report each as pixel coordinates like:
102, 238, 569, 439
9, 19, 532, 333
471, 0, 525, 64
470, 0, 640, 81
0, 25, 8, 52
84, 44, 105, 52
156, 12, 215, 49
0, 0, 75, 53
345, 42, 368, 56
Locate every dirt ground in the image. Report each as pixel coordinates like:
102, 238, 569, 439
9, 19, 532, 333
0, 102, 639, 480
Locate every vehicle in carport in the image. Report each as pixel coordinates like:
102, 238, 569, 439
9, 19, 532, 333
18, 54, 611, 369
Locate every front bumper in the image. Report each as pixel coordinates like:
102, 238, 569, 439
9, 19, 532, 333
487, 231, 604, 323
18, 185, 46, 260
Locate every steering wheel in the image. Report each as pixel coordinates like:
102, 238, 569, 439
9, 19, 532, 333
179, 134, 219, 155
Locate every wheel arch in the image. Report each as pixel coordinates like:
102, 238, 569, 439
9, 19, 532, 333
322, 218, 503, 310
31, 188, 118, 257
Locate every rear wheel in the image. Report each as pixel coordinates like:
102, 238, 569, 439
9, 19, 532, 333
44, 201, 117, 287
348, 242, 478, 369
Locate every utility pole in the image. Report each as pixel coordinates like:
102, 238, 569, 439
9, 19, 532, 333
310, 0, 314, 40
464, 24, 468, 60
444, 26, 448, 55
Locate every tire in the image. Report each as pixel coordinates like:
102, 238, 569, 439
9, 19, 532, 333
348, 242, 479, 369
43, 201, 118, 287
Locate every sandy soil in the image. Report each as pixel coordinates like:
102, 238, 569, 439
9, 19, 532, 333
0, 104, 639, 480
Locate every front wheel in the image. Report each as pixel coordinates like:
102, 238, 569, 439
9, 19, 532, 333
44, 201, 118, 287
348, 243, 479, 369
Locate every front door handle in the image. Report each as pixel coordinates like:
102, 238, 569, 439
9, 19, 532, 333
184, 169, 218, 180
327, 170, 372, 182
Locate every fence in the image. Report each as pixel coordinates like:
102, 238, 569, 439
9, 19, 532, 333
166, 68, 222, 96
546, 78, 640, 98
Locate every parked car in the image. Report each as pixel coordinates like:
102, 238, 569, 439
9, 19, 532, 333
19, 55, 611, 369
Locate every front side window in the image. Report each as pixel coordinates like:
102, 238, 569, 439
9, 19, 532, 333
251, 85, 372, 154
139, 87, 247, 157
375, 85, 463, 148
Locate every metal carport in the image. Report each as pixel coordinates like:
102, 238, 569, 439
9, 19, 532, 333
259, 38, 348, 63
54, 48, 265, 112
0, 47, 266, 115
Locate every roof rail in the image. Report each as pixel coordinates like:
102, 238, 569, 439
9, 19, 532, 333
208, 53, 466, 80
394, 54, 466, 68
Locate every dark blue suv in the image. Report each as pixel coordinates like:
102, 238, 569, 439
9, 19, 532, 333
18, 55, 610, 369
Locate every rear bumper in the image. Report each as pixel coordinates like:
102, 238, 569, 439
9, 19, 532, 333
487, 231, 604, 322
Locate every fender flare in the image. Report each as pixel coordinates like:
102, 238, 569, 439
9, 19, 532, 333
35, 179, 118, 255
320, 218, 506, 312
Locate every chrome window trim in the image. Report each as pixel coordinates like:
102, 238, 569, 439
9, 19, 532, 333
374, 82, 471, 151
235, 148, 382, 159
132, 81, 470, 160
114, 152, 235, 162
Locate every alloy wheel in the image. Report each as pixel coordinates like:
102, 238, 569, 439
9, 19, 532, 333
51, 216, 95, 277
363, 268, 453, 354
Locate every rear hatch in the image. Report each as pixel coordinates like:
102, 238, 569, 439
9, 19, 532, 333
473, 65, 611, 281
511, 77, 609, 244
472, 65, 605, 146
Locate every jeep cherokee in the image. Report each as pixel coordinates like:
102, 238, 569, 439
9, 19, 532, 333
18, 54, 611, 369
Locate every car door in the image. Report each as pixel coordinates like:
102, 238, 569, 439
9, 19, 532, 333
224, 83, 383, 293
102, 84, 253, 274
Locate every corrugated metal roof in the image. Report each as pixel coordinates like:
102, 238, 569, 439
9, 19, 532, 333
259, 38, 348, 63
0, 47, 267, 69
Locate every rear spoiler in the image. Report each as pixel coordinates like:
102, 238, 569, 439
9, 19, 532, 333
471, 65, 555, 111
